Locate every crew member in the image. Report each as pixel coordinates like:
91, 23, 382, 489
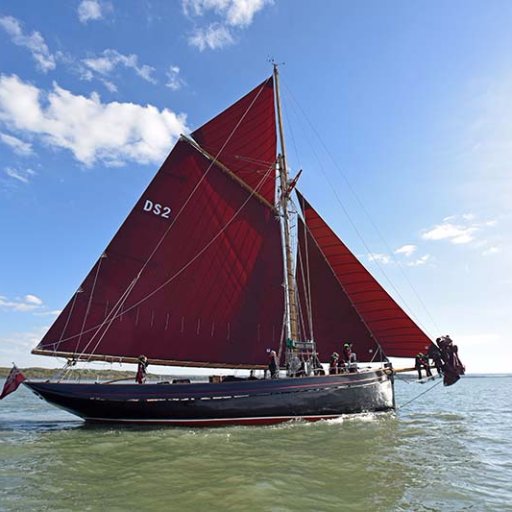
268, 350, 279, 379
312, 353, 325, 375
427, 342, 444, 375
329, 352, 339, 374
438, 335, 465, 386
136, 355, 148, 384
342, 342, 357, 373
414, 352, 432, 380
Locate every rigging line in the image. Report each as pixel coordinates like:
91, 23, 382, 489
282, 81, 439, 338
55, 289, 80, 353
74, 254, 105, 355
233, 155, 275, 166
78, 278, 139, 362
398, 378, 443, 409
282, 84, 433, 338
42, 163, 276, 352
296, 236, 313, 340
300, 201, 314, 340
45, 78, 273, 354
83, 284, 136, 362
294, 278, 307, 343
277, 309, 286, 363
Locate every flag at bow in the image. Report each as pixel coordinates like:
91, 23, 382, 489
0, 365, 26, 400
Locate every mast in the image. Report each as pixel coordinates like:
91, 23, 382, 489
273, 64, 299, 343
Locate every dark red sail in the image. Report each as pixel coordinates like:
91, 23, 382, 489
297, 192, 431, 359
191, 77, 276, 204
34, 140, 284, 367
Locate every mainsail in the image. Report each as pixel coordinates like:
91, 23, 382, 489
33, 78, 284, 368
296, 192, 431, 359
192, 78, 277, 204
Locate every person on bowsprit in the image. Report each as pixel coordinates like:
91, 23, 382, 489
342, 342, 358, 373
136, 355, 148, 384
437, 335, 465, 386
428, 341, 444, 375
415, 352, 432, 380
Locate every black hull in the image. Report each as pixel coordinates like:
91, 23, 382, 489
25, 369, 394, 427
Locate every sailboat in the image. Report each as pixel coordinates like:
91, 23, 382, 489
21, 66, 438, 426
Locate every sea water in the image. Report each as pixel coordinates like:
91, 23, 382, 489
1, 376, 511, 512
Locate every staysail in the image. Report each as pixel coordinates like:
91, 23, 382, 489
33, 79, 283, 368
297, 192, 431, 359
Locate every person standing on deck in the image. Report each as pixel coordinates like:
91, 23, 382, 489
136, 355, 148, 384
268, 350, 279, 379
342, 343, 357, 372
329, 352, 339, 374
312, 353, 325, 375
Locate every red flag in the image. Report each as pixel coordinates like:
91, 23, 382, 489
0, 365, 26, 399
281, 170, 302, 201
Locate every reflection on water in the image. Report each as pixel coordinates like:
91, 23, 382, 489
1, 378, 511, 511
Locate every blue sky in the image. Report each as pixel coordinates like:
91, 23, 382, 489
0, 0, 510, 373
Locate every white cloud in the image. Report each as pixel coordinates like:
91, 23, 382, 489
406, 254, 431, 267
166, 66, 185, 91
367, 253, 391, 265
394, 244, 416, 257
422, 223, 478, 244
24, 294, 43, 305
0, 74, 188, 167
4, 167, 36, 184
482, 246, 499, 256
78, 0, 103, 23
0, 132, 33, 155
189, 23, 234, 51
0, 294, 44, 312
183, 0, 271, 27
421, 213, 498, 246
82, 49, 157, 84
34, 310, 62, 317
0, 15, 56, 72
183, 0, 272, 50
101, 79, 118, 93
